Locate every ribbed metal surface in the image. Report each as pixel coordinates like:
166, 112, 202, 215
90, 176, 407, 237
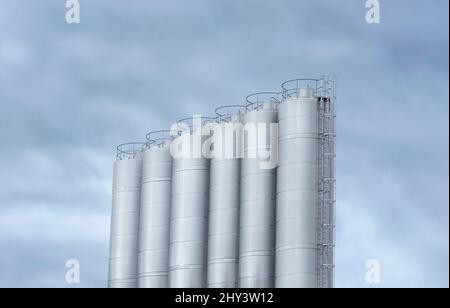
108, 157, 143, 288
137, 145, 173, 288
276, 87, 319, 288
168, 133, 210, 288
207, 115, 243, 288
239, 103, 278, 288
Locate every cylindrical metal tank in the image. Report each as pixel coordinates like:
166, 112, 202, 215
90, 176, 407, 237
276, 82, 319, 288
207, 106, 245, 288
239, 94, 278, 288
108, 143, 144, 288
137, 131, 173, 288
168, 117, 213, 288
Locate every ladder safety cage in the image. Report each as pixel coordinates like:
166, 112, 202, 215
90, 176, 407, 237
317, 75, 336, 288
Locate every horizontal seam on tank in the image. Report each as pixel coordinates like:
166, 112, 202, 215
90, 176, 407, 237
208, 207, 239, 213
240, 198, 276, 204
138, 225, 169, 230
171, 191, 209, 197
276, 188, 318, 194
138, 273, 168, 278
170, 216, 207, 221
111, 231, 139, 236
109, 256, 138, 261
240, 198, 276, 203
239, 252, 274, 258
172, 168, 209, 173
140, 202, 170, 207
276, 245, 317, 252
141, 178, 171, 184
169, 239, 206, 245
279, 135, 319, 141
210, 182, 240, 188
240, 226, 275, 231
239, 275, 274, 279
208, 232, 238, 237
277, 161, 318, 167
139, 227, 170, 232
169, 265, 204, 270
207, 258, 238, 265
276, 217, 318, 223
138, 248, 168, 252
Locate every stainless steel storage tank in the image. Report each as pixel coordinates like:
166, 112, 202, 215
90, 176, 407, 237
239, 93, 278, 288
276, 78, 336, 288
168, 117, 214, 288
207, 106, 245, 288
108, 143, 144, 288
137, 131, 173, 288
276, 82, 318, 288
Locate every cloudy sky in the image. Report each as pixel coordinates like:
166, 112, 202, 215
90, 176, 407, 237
0, 0, 448, 288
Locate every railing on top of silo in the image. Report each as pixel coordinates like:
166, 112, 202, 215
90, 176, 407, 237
245, 92, 281, 112
215, 105, 246, 123
175, 116, 217, 135
145, 130, 173, 148
116, 142, 146, 160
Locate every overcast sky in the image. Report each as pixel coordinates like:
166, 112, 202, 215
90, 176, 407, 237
0, 0, 448, 288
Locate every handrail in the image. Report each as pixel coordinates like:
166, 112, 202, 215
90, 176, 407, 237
175, 115, 217, 134
116, 142, 146, 160
281, 79, 319, 99
215, 105, 246, 122
245, 92, 280, 111
281, 77, 336, 100
145, 130, 172, 148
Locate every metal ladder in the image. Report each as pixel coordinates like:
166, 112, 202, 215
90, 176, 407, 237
317, 77, 336, 288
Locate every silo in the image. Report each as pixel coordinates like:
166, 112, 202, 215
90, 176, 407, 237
168, 116, 214, 288
239, 93, 278, 288
207, 106, 245, 288
108, 143, 144, 288
276, 78, 335, 288
137, 131, 173, 288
